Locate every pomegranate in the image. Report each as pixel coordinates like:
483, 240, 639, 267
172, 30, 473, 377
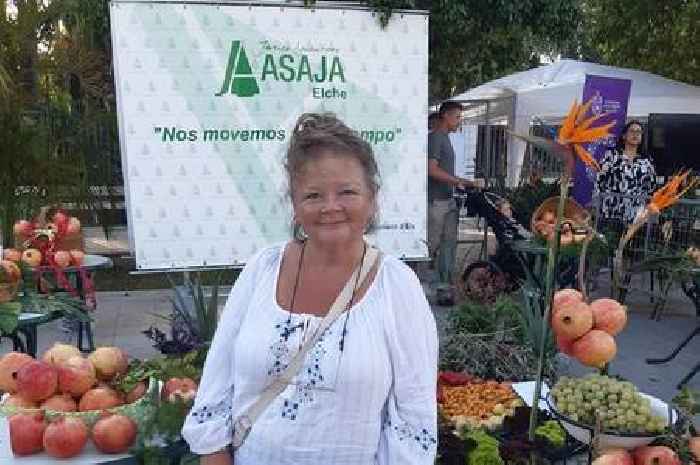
13, 220, 33, 238
42, 342, 81, 367
88, 347, 129, 381
78, 386, 124, 411
0, 352, 34, 393
2, 248, 22, 263
632, 446, 681, 465
66, 217, 81, 236
552, 288, 584, 316
125, 381, 147, 403
20, 248, 42, 268
689, 437, 700, 463
16, 361, 57, 402
590, 298, 627, 336
53, 250, 71, 268
4, 394, 38, 409
593, 449, 633, 465
9, 413, 46, 456
46, 223, 58, 235
43, 417, 89, 458
555, 335, 575, 356
161, 377, 198, 402
69, 249, 85, 266
40, 394, 77, 412
57, 356, 96, 397
92, 413, 138, 453
572, 330, 617, 368
551, 301, 593, 340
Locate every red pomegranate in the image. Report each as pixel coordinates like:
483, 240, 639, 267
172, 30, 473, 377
15, 361, 58, 402
572, 330, 617, 368
551, 301, 593, 340
43, 417, 89, 458
9, 413, 46, 456
590, 298, 627, 336
92, 413, 138, 453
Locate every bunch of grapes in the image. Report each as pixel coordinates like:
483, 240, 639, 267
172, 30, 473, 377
551, 374, 667, 434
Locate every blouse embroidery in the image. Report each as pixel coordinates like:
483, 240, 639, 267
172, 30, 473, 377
267, 316, 338, 420
189, 397, 233, 426
384, 417, 437, 452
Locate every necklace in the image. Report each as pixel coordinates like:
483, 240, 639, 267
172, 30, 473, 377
286, 240, 367, 353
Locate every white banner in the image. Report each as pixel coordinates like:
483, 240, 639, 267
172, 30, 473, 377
110, 1, 429, 270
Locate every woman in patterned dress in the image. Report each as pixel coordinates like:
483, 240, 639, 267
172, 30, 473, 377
595, 121, 657, 224
182, 113, 438, 465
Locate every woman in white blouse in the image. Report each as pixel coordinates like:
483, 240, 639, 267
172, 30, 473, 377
182, 113, 438, 465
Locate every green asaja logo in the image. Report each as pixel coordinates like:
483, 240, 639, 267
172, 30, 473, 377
216, 40, 260, 98
216, 40, 346, 98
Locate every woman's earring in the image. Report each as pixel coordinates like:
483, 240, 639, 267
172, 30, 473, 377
294, 223, 308, 242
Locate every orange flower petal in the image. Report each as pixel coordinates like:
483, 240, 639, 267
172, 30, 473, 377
569, 122, 616, 144
573, 144, 601, 171
558, 100, 579, 142
575, 99, 593, 125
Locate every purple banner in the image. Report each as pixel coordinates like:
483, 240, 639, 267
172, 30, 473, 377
572, 74, 632, 206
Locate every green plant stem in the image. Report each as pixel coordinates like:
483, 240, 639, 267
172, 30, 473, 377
528, 174, 570, 442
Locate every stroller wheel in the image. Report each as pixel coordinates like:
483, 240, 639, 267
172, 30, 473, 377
461, 261, 506, 298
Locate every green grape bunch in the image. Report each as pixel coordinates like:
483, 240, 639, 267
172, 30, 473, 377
551, 374, 668, 434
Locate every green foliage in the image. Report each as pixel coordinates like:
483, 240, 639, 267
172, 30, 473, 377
581, 0, 700, 86
0, 302, 21, 333
517, 288, 555, 359
463, 430, 504, 465
534, 420, 565, 448
450, 295, 523, 336
306, 0, 581, 100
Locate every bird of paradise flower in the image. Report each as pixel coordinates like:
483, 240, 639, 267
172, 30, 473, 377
510, 98, 615, 176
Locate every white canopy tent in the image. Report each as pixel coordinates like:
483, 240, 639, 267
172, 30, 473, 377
452, 59, 700, 186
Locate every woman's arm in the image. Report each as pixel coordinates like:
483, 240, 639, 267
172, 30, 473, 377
377, 259, 438, 465
201, 450, 233, 465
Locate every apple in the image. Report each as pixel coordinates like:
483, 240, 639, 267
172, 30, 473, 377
53, 250, 71, 268
13, 220, 33, 238
66, 217, 81, 236
69, 250, 85, 266
2, 248, 22, 263
21, 249, 42, 268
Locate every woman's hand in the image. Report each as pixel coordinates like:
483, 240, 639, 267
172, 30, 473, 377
201, 450, 233, 465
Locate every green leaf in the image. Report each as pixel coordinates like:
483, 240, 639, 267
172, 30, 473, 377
0, 302, 21, 333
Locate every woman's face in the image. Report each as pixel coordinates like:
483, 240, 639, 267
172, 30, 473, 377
292, 152, 375, 246
623, 124, 643, 147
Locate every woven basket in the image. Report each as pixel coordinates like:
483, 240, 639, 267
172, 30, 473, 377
530, 197, 590, 238
0, 377, 158, 430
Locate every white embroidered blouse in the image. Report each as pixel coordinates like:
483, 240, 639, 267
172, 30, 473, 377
181, 244, 438, 465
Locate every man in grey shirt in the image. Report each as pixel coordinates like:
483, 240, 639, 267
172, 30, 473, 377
428, 101, 476, 303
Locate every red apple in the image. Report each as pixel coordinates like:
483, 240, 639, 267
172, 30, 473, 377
69, 250, 85, 266
2, 248, 22, 263
42, 342, 81, 367
66, 217, 81, 236
43, 417, 89, 458
0, 352, 34, 393
161, 377, 198, 402
57, 356, 96, 397
92, 413, 138, 453
20, 249, 42, 268
16, 361, 57, 402
88, 347, 129, 381
13, 220, 33, 238
9, 413, 46, 456
53, 250, 71, 268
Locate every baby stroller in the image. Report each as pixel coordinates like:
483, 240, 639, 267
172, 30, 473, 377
455, 189, 532, 297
